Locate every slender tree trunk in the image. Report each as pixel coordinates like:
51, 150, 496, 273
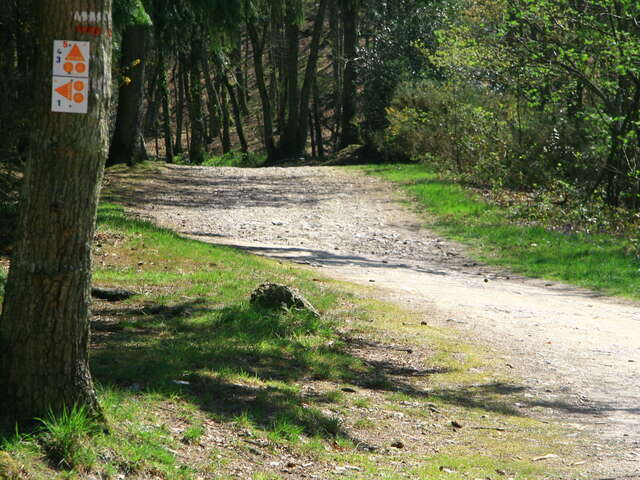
275, 2, 301, 159
202, 58, 222, 147
224, 74, 248, 154
309, 111, 317, 158
0, 0, 112, 428
329, 0, 342, 148
143, 61, 160, 136
246, 18, 276, 160
220, 86, 231, 153
108, 24, 148, 166
338, 0, 359, 149
271, 3, 287, 138
231, 30, 249, 116
174, 60, 184, 154
313, 78, 324, 158
187, 38, 206, 164
158, 50, 173, 162
296, 0, 328, 152
181, 60, 192, 153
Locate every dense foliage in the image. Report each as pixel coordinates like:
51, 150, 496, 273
383, 0, 640, 211
1, 0, 638, 212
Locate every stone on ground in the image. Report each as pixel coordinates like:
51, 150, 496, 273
250, 283, 320, 317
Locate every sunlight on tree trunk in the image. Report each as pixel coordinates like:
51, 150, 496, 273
0, 0, 112, 429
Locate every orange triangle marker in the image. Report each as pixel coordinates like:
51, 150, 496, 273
55, 80, 73, 101
65, 44, 85, 62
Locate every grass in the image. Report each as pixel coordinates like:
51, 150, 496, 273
359, 163, 640, 299
36, 405, 99, 471
185, 150, 267, 168
0, 175, 586, 479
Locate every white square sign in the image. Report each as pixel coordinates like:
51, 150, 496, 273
52, 40, 89, 77
52, 40, 90, 114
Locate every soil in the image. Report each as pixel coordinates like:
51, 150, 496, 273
114, 164, 640, 479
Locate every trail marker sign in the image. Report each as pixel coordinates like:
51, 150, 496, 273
51, 40, 90, 114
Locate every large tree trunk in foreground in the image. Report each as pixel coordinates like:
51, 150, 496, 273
0, 0, 112, 428
108, 23, 148, 166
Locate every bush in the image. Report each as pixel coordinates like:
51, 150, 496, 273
202, 151, 266, 168
382, 79, 573, 190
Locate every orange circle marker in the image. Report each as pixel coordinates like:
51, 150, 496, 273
75, 63, 86, 74
63, 62, 73, 73
74, 81, 84, 91
73, 93, 84, 103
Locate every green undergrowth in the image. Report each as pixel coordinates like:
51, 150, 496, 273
173, 150, 267, 168
360, 163, 640, 299
0, 199, 581, 479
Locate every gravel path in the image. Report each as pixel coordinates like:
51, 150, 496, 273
122, 164, 640, 479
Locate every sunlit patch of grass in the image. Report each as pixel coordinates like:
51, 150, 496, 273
353, 418, 376, 430
182, 423, 205, 444
359, 164, 640, 299
352, 397, 371, 409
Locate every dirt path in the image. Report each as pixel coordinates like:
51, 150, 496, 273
120, 164, 640, 478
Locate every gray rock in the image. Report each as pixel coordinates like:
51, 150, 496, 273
250, 283, 320, 317
91, 286, 136, 301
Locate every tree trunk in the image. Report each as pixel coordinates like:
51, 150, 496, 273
174, 60, 184, 154
338, 0, 359, 149
276, 2, 301, 159
224, 74, 248, 154
220, 86, 232, 153
187, 39, 206, 164
142, 61, 160, 136
296, 0, 328, 153
0, 0, 112, 428
108, 24, 148, 166
202, 58, 222, 147
231, 30, 249, 116
313, 78, 325, 158
158, 50, 173, 162
329, 0, 342, 148
246, 18, 276, 160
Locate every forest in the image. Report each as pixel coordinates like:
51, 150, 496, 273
2, 0, 639, 207
0, 0, 639, 479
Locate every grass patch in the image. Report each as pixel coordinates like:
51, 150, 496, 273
359, 163, 640, 299
36, 405, 98, 471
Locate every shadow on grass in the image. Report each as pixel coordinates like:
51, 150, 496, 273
90, 297, 543, 444
91, 299, 370, 443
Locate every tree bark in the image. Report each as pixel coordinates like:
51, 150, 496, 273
296, 0, 328, 153
0, 0, 112, 428
220, 86, 231, 153
246, 17, 276, 160
174, 60, 184, 154
224, 74, 248, 154
276, 2, 301, 159
108, 24, 148, 166
312, 78, 325, 158
187, 38, 206, 164
158, 50, 173, 162
202, 58, 222, 148
338, 0, 359, 149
